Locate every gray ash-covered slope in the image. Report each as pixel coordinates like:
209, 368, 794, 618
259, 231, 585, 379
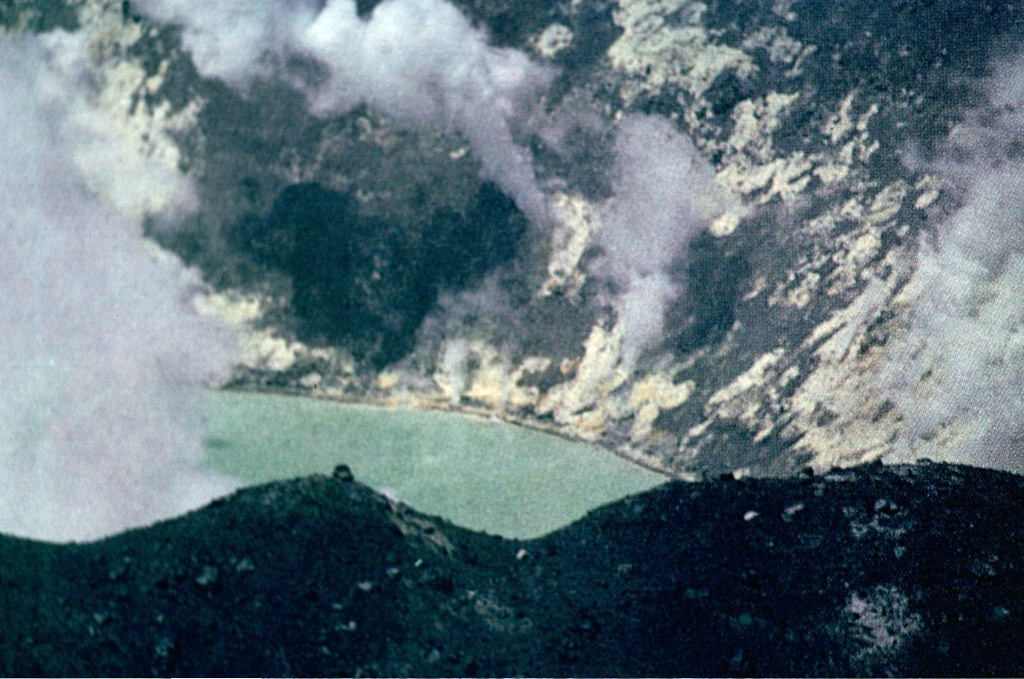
8, 0, 1022, 478
2, 462, 1023, 677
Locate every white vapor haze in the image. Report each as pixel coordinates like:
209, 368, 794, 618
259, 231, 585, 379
595, 115, 729, 369
0, 33, 237, 542
881, 54, 1024, 472
133, 0, 555, 226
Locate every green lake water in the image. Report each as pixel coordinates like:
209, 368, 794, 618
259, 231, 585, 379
202, 391, 668, 539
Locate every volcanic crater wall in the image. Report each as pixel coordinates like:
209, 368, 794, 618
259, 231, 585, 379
5, 0, 1024, 478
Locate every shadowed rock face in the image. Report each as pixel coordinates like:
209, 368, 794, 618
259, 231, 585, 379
228, 181, 527, 367
1, 462, 1022, 677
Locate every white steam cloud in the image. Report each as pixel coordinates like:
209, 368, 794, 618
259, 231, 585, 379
0, 32, 237, 542
133, 0, 555, 226
595, 115, 729, 369
882, 54, 1024, 472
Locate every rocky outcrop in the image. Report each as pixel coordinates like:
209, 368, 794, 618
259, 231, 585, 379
2, 461, 1023, 676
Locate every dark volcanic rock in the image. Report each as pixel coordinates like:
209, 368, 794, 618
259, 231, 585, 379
2, 462, 1023, 677
227, 180, 530, 368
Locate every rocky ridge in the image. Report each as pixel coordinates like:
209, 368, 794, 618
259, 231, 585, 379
2, 461, 1023, 676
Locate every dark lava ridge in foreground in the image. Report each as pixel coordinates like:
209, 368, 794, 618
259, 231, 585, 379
2, 461, 1023, 677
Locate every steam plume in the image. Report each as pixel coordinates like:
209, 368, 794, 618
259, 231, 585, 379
882, 54, 1024, 472
0, 32, 237, 542
133, 0, 555, 225
595, 115, 728, 369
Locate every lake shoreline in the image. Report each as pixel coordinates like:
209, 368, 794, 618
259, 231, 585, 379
202, 389, 668, 538
215, 383, 680, 479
